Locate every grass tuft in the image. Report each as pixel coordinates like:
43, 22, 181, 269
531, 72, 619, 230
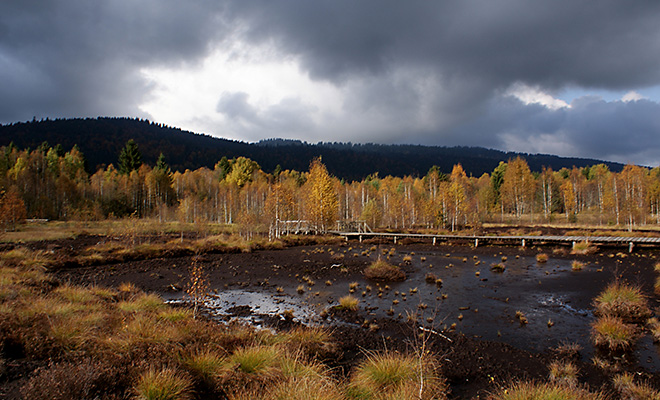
134, 367, 193, 400
571, 260, 585, 271
548, 360, 578, 387
591, 315, 637, 351
571, 241, 597, 255
593, 281, 651, 322
338, 295, 359, 311
364, 259, 406, 281
536, 253, 549, 263
349, 351, 447, 400
490, 381, 605, 400
613, 372, 660, 400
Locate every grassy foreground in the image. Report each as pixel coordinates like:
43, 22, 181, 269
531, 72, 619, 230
1, 224, 657, 399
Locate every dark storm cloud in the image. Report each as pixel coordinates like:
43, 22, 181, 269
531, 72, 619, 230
439, 95, 660, 166
0, 0, 227, 122
2, 0, 660, 164
219, 0, 660, 164
225, 1, 660, 89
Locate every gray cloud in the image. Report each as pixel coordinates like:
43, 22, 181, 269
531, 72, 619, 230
225, 1, 660, 89
0, 0, 227, 121
2, 1, 660, 165
440, 96, 660, 167
217, 91, 317, 140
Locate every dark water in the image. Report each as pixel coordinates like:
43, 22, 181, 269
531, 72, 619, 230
173, 246, 660, 371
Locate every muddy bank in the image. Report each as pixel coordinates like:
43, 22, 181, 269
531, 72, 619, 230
53, 237, 660, 398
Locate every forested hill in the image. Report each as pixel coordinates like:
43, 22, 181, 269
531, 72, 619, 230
0, 117, 624, 180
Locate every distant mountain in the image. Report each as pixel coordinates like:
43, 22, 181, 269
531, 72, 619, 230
0, 117, 624, 180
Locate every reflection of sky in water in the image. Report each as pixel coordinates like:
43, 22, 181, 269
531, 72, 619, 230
170, 290, 321, 327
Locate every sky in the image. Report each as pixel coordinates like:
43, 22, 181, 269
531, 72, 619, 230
2, 1, 660, 166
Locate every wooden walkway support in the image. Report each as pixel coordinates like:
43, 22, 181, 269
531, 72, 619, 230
327, 231, 660, 252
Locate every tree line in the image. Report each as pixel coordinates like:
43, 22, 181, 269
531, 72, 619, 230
1, 140, 658, 233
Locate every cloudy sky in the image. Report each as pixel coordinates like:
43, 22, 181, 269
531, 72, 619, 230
2, 1, 660, 166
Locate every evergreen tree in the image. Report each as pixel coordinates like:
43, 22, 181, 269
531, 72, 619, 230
118, 139, 142, 175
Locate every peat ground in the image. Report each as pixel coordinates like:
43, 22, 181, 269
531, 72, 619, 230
43, 233, 660, 398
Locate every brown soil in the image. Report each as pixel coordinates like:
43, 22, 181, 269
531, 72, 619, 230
23, 234, 660, 398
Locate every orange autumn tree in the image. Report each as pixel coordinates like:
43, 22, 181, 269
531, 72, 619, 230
305, 158, 338, 232
0, 187, 27, 231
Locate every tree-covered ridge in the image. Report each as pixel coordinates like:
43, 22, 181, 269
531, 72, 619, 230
0, 142, 658, 233
0, 117, 624, 181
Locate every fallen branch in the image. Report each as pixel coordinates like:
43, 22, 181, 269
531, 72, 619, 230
419, 326, 452, 342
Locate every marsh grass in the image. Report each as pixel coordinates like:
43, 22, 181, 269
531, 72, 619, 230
536, 253, 549, 263
266, 376, 342, 400
119, 293, 167, 313
348, 352, 447, 400
548, 360, 578, 387
571, 241, 598, 255
338, 295, 359, 311
571, 260, 585, 271
181, 348, 225, 385
490, 263, 506, 272
613, 372, 660, 400
490, 381, 605, 400
593, 282, 651, 322
364, 259, 406, 281
591, 315, 637, 351
134, 367, 193, 400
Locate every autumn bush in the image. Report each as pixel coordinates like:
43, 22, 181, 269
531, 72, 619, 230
364, 259, 406, 281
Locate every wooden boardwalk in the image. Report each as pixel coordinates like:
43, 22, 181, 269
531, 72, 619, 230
328, 231, 660, 251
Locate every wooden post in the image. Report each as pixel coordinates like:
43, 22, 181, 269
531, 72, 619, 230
521, 239, 525, 247
475, 238, 479, 247
433, 237, 436, 246
629, 242, 634, 253
359, 235, 362, 243
394, 236, 397, 244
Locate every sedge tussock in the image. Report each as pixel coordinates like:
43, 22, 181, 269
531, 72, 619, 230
348, 351, 447, 400
134, 367, 193, 400
364, 259, 406, 281
338, 295, 359, 311
591, 315, 637, 351
490, 381, 605, 400
593, 281, 651, 322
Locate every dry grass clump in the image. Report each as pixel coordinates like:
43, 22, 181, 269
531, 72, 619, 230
490, 263, 506, 272
612, 372, 660, 400
647, 317, 660, 342
338, 295, 359, 311
424, 273, 437, 283
134, 367, 194, 400
571, 241, 597, 255
591, 315, 637, 351
489, 381, 605, 400
347, 352, 447, 400
548, 360, 579, 387
553, 341, 582, 360
265, 376, 343, 400
536, 253, 549, 263
180, 348, 225, 386
277, 327, 336, 358
364, 259, 406, 282
593, 282, 651, 322
571, 260, 584, 271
